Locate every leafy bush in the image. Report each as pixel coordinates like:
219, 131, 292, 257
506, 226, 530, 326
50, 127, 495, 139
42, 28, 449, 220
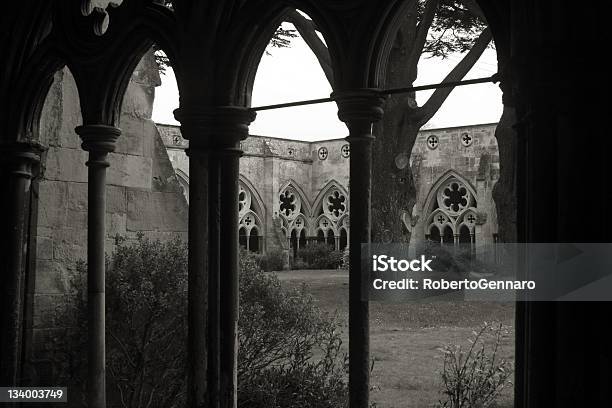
436, 322, 512, 408
296, 242, 342, 269
55, 237, 348, 408
293, 258, 310, 270
55, 235, 188, 407
259, 248, 286, 271
341, 246, 350, 270
328, 250, 344, 269
419, 241, 502, 277
238, 249, 348, 407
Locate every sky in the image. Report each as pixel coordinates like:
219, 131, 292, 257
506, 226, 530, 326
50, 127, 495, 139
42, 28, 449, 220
152, 24, 502, 141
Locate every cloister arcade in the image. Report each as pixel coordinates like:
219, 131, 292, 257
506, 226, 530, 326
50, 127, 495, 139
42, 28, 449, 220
1, 1, 611, 408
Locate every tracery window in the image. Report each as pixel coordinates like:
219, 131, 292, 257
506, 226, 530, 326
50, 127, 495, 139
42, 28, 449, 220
425, 175, 477, 247
278, 183, 310, 256
312, 182, 349, 251
278, 180, 350, 253
238, 180, 264, 252
279, 188, 300, 219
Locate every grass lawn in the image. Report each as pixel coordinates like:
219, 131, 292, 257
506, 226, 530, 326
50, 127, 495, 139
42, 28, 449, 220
273, 269, 515, 408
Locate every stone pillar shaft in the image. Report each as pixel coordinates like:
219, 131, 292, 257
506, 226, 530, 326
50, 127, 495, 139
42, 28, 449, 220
175, 106, 254, 408
219, 146, 241, 408
334, 89, 385, 408
185, 145, 212, 408
76, 124, 120, 408
0, 142, 43, 389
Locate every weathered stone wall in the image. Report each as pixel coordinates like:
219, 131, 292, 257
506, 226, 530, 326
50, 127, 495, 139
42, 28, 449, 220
27, 51, 188, 383
408, 123, 499, 247
158, 123, 499, 252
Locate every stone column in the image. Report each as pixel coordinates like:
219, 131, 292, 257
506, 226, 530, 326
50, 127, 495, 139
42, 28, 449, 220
216, 108, 255, 408
174, 106, 255, 408
0, 142, 44, 389
333, 89, 385, 408
75, 125, 120, 408
174, 107, 215, 407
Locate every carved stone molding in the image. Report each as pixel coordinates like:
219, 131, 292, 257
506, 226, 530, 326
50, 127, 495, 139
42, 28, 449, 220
81, 0, 124, 35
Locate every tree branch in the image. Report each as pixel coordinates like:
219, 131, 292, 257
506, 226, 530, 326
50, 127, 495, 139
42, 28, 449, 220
285, 10, 334, 85
461, 0, 486, 21
417, 27, 492, 125
406, 0, 440, 77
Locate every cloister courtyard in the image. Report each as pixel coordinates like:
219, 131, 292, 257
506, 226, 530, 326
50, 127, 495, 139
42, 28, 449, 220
274, 269, 515, 407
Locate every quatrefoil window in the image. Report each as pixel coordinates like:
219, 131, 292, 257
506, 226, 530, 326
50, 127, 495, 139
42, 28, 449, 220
442, 182, 468, 213
318, 147, 328, 160
427, 135, 439, 150
327, 191, 346, 218
341, 144, 350, 158
279, 190, 297, 217
461, 132, 473, 147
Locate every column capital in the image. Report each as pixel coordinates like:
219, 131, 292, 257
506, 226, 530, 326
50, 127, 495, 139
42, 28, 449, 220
332, 88, 386, 126
173, 105, 256, 151
75, 124, 121, 154
0, 141, 46, 178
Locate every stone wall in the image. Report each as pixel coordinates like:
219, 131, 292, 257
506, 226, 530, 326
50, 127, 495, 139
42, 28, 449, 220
408, 123, 499, 247
26, 51, 188, 383
158, 123, 499, 254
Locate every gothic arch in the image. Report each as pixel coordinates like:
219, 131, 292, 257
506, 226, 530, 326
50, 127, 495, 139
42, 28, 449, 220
238, 176, 266, 241
314, 213, 337, 236
175, 169, 190, 203
369, 0, 510, 90
312, 180, 349, 219
278, 179, 312, 217
422, 170, 478, 218
278, 179, 313, 239
239, 175, 266, 219
423, 171, 478, 242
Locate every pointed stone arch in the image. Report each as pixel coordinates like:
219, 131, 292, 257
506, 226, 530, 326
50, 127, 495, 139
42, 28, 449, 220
175, 169, 190, 203
423, 170, 478, 245
422, 170, 478, 218
238, 176, 266, 251
240, 175, 266, 220
312, 179, 349, 220
278, 179, 312, 219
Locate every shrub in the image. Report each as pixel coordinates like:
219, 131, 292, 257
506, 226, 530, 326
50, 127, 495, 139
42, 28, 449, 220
328, 250, 344, 269
55, 234, 188, 407
293, 258, 310, 270
341, 246, 350, 270
56, 237, 348, 408
436, 322, 513, 408
297, 242, 341, 269
259, 248, 286, 271
238, 248, 348, 407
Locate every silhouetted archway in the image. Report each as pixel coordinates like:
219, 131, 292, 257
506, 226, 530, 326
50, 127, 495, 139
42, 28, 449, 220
249, 227, 260, 253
